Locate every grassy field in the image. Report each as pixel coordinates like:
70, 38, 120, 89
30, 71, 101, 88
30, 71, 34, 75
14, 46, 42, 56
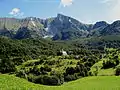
90, 58, 116, 76
1, 74, 120, 90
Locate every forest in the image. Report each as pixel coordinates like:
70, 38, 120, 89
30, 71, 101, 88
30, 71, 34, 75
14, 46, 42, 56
1, 35, 120, 85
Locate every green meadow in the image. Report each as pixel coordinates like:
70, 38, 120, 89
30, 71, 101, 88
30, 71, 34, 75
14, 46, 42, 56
0, 74, 120, 90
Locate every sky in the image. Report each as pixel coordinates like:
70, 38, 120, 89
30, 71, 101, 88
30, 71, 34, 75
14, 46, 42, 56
0, 0, 120, 24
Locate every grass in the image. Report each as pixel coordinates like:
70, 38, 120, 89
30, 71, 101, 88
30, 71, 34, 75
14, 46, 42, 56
90, 60, 103, 72
90, 58, 115, 76
98, 68, 115, 76
1, 74, 120, 90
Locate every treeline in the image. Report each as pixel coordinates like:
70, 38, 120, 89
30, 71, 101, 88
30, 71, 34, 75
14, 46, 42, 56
0, 37, 61, 73
1, 36, 120, 85
16, 54, 99, 85
0, 37, 88, 73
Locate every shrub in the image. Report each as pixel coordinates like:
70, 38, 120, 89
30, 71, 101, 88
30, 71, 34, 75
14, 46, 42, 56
40, 65, 51, 72
0, 58, 16, 73
102, 60, 116, 69
16, 70, 27, 79
64, 73, 79, 81
50, 71, 64, 84
66, 67, 76, 75
45, 60, 56, 65
27, 73, 36, 82
115, 67, 120, 76
34, 75, 63, 85
75, 64, 89, 77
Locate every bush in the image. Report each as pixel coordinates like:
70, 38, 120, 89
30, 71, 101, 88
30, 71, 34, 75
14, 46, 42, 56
27, 73, 36, 82
40, 65, 51, 72
115, 67, 120, 76
75, 64, 89, 77
50, 71, 64, 84
64, 73, 79, 81
66, 67, 76, 75
102, 60, 116, 69
16, 70, 27, 79
0, 58, 16, 73
102, 55, 119, 69
34, 75, 63, 85
45, 60, 56, 65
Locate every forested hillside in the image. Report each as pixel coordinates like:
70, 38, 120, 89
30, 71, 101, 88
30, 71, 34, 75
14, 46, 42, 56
1, 36, 120, 85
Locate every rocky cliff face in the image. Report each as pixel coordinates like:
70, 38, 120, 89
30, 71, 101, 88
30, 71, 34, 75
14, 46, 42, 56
100, 20, 120, 35
0, 17, 47, 39
88, 21, 109, 37
48, 14, 93, 40
0, 14, 120, 40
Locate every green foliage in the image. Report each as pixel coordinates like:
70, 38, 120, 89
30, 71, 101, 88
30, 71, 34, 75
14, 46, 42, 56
2, 36, 120, 86
0, 57, 16, 73
64, 73, 79, 81
34, 75, 63, 85
115, 66, 120, 76
102, 50, 120, 69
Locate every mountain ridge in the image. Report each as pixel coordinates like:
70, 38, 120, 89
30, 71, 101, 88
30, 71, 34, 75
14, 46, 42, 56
0, 14, 120, 40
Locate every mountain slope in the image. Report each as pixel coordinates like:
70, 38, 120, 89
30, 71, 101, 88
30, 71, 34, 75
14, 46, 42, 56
49, 14, 92, 40
101, 20, 120, 35
0, 14, 93, 40
0, 17, 47, 39
88, 21, 109, 37
14, 17, 47, 39
0, 14, 120, 40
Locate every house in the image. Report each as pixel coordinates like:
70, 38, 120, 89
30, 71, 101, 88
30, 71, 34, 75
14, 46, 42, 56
62, 49, 68, 56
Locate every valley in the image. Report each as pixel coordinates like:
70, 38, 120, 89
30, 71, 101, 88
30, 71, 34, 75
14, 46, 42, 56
1, 15, 120, 89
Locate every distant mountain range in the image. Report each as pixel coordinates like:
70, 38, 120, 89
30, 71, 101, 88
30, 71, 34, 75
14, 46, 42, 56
0, 14, 120, 40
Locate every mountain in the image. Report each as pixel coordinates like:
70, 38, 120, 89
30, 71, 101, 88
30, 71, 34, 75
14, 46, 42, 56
14, 17, 47, 39
0, 17, 47, 39
49, 14, 93, 40
0, 18, 21, 38
100, 20, 120, 35
48, 14, 91, 35
88, 21, 109, 37
0, 14, 120, 40
0, 14, 93, 40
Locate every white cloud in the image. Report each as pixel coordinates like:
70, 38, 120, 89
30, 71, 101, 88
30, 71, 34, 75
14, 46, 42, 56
110, 0, 120, 20
101, 0, 120, 21
60, 0, 73, 7
9, 8, 24, 17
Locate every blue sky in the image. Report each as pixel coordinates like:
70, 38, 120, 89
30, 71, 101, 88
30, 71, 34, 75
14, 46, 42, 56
0, 0, 120, 23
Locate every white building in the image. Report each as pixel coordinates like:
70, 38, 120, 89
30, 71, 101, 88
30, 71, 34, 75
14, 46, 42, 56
62, 49, 68, 56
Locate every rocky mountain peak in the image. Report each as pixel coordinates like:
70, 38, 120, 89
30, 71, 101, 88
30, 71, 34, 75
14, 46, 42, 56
0, 14, 120, 40
93, 21, 109, 29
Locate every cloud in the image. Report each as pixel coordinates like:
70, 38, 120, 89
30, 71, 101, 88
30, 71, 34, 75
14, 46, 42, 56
110, 0, 120, 20
101, 0, 120, 21
9, 8, 24, 17
60, 0, 73, 7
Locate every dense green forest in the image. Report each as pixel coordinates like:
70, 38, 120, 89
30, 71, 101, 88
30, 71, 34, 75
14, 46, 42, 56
1, 36, 120, 85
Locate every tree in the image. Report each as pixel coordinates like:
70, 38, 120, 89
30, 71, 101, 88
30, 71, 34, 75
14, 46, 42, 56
115, 67, 120, 76
0, 57, 16, 73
